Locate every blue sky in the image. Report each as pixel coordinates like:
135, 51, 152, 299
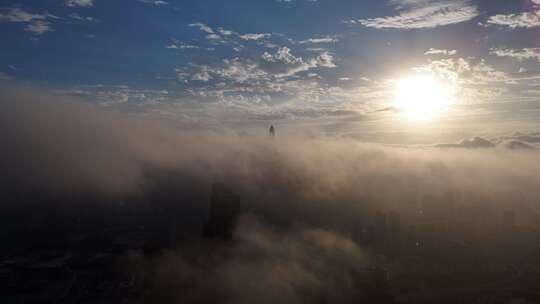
1, 0, 540, 134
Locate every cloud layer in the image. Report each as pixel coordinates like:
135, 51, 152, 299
2, 87, 540, 208
3, 87, 540, 303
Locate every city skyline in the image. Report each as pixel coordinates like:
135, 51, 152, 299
2, 1, 540, 303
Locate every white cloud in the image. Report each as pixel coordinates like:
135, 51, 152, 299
215, 58, 268, 83
191, 24, 275, 48
172, 46, 340, 110
218, 28, 234, 36
189, 23, 232, 44
205, 33, 222, 40
410, 57, 520, 103
485, 11, 540, 29
25, 20, 52, 35
424, 48, 457, 56
306, 47, 326, 52
315, 52, 336, 68
299, 36, 339, 44
0, 8, 47, 22
189, 22, 215, 34
191, 69, 212, 82
239, 33, 271, 41
63, 86, 170, 107
349, 0, 479, 29
137, 0, 169, 6
68, 13, 98, 22
188, 23, 277, 48
490, 48, 540, 62
261, 52, 275, 62
274, 46, 301, 64
263, 47, 336, 77
0, 8, 54, 35
65, 0, 94, 7
416, 57, 509, 85
178, 23, 343, 108
166, 39, 214, 51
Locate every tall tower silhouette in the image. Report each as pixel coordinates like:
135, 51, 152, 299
388, 211, 401, 256
503, 210, 516, 228
374, 211, 387, 252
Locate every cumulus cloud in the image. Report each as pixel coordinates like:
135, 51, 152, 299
262, 47, 336, 77
25, 20, 52, 35
0, 8, 54, 35
207, 58, 267, 82
490, 48, 540, 62
169, 43, 344, 112
177, 46, 337, 103
68, 13, 98, 22
239, 33, 272, 41
191, 67, 213, 82
411, 56, 518, 103
189, 22, 215, 34
0, 8, 46, 22
415, 57, 509, 85
188, 22, 274, 47
424, 48, 457, 56
485, 11, 540, 29
184, 20, 340, 94
348, 0, 479, 29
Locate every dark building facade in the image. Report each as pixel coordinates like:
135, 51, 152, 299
204, 182, 241, 240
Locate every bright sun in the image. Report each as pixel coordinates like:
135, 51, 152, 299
393, 75, 454, 121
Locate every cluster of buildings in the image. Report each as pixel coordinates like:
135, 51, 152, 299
2, 181, 540, 303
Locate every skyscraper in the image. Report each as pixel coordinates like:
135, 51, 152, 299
204, 182, 241, 240
389, 211, 401, 256
503, 210, 516, 229
374, 211, 387, 252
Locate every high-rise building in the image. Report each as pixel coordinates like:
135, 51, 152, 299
406, 224, 419, 250
503, 210, 516, 229
374, 211, 387, 251
203, 182, 241, 240
388, 211, 401, 255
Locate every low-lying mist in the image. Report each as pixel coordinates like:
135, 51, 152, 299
2, 87, 540, 217
2, 87, 540, 303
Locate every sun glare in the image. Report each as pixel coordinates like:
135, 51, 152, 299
393, 75, 454, 121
